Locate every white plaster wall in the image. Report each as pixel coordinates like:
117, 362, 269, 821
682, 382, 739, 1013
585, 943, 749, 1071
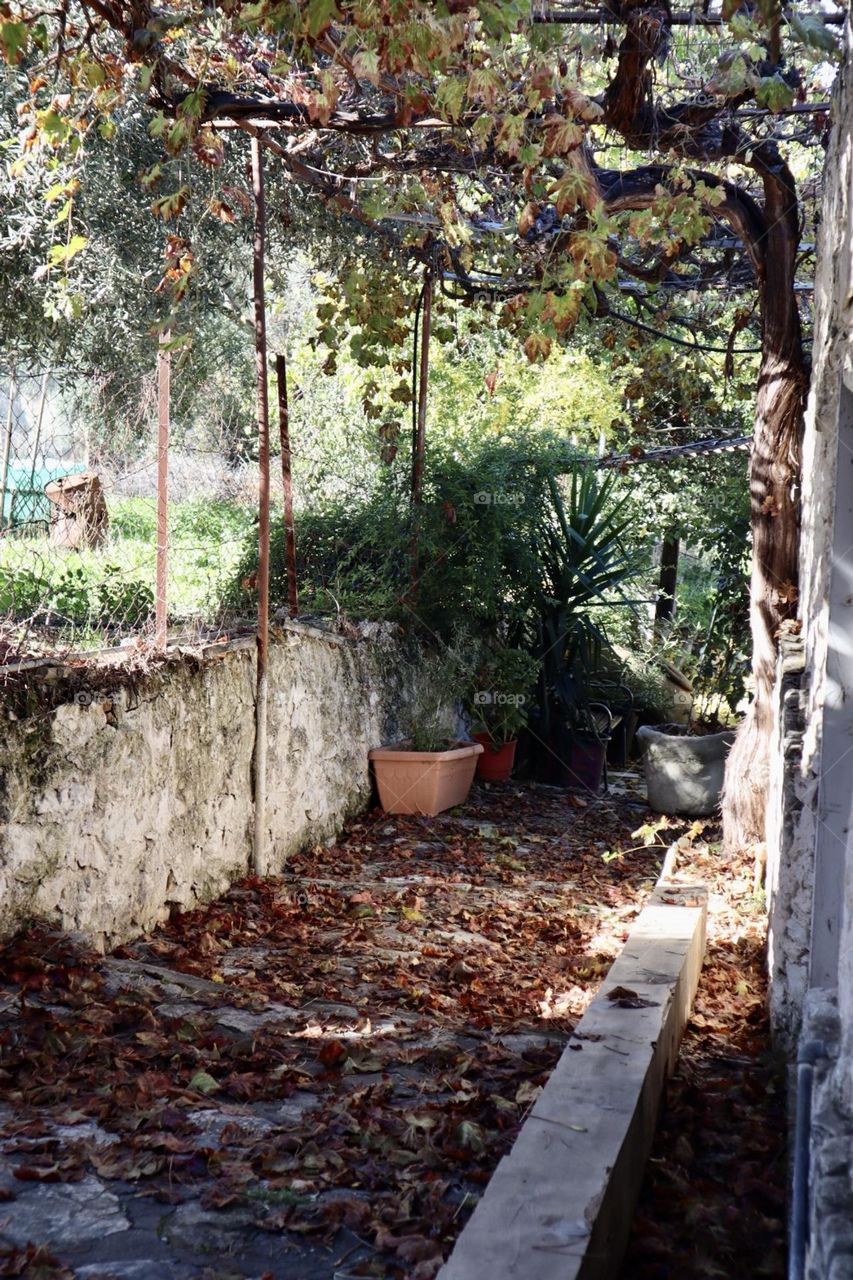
0, 625, 424, 951
766, 18, 853, 1050
798, 26, 853, 817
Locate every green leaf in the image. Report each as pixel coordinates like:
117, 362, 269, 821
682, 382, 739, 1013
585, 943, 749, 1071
437, 76, 467, 123
755, 74, 795, 114
189, 1070, 219, 1094
0, 21, 28, 65
47, 235, 88, 266
789, 12, 839, 54
52, 198, 73, 225
305, 0, 339, 38
352, 49, 380, 85
151, 186, 191, 220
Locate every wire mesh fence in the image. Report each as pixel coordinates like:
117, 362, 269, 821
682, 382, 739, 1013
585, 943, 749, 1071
0, 340, 265, 667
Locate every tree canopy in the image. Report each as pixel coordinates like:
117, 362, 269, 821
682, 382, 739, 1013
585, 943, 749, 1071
0, 0, 844, 846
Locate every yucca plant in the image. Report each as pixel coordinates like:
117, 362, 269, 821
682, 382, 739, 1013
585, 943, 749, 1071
527, 468, 641, 749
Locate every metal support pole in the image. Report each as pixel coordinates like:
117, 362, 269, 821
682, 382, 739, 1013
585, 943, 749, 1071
0, 372, 16, 531
27, 371, 49, 497
155, 333, 171, 651
409, 270, 433, 599
275, 352, 298, 618
251, 135, 271, 878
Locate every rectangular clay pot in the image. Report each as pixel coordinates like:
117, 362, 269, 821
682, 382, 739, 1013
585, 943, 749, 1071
369, 742, 484, 816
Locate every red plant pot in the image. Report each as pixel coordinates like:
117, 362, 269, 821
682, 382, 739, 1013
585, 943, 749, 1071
472, 733, 518, 783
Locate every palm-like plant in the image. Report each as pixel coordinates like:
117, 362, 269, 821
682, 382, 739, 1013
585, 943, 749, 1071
528, 468, 640, 747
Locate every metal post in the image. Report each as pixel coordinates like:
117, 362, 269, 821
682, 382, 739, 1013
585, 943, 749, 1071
409, 269, 433, 599
275, 352, 298, 618
27, 372, 50, 514
251, 135, 271, 878
155, 333, 171, 651
0, 372, 16, 531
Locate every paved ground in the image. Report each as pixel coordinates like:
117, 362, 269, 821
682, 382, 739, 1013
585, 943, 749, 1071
0, 780, 658, 1280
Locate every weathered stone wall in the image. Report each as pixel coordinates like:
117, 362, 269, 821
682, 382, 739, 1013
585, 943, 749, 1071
0, 623, 428, 951
767, 20, 853, 1280
765, 636, 812, 1051
799, 992, 853, 1280
767, 16, 853, 1042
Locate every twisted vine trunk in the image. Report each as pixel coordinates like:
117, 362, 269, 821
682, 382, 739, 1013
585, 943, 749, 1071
721, 158, 808, 851
598, 1, 809, 851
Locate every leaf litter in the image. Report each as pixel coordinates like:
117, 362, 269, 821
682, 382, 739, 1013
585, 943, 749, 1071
620, 835, 787, 1280
0, 781, 661, 1279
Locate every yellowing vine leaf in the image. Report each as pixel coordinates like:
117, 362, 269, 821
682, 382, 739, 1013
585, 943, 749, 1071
47, 235, 87, 266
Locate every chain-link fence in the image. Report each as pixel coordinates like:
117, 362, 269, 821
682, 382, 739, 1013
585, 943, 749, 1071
0, 339, 265, 666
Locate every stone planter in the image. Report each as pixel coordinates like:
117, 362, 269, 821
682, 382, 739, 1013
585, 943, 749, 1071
636, 725, 736, 816
369, 742, 484, 816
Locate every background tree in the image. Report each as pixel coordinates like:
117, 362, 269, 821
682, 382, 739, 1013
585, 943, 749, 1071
0, 0, 839, 846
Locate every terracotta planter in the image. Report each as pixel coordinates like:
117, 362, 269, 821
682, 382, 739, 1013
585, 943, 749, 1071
369, 742, 484, 816
472, 733, 518, 783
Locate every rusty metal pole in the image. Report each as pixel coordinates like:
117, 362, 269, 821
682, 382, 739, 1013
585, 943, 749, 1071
0, 372, 16, 531
155, 332, 171, 651
410, 269, 433, 599
27, 371, 49, 491
251, 135, 271, 877
275, 352, 298, 618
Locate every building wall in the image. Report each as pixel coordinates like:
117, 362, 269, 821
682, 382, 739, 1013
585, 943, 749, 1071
0, 624, 428, 951
766, 19, 853, 1278
765, 637, 812, 1050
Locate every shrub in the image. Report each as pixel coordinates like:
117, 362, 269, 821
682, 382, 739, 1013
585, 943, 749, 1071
226, 429, 578, 643
0, 559, 152, 628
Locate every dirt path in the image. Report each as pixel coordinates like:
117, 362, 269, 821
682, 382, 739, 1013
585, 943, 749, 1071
0, 782, 661, 1280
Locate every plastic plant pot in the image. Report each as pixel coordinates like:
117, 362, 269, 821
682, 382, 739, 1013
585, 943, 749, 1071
556, 736, 607, 793
471, 733, 518, 783
369, 742, 484, 816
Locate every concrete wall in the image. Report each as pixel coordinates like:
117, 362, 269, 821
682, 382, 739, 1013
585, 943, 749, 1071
769, 17, 853, 1036
766, 19, 853, 1278
0, 622, 430, 951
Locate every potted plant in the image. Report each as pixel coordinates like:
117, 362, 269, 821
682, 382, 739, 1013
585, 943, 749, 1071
369, 646, 483, 816
525, 470, 640, 794
468, 646, 540, 782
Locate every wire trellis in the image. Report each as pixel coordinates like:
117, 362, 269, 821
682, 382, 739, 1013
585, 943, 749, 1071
0, 343, 264, 667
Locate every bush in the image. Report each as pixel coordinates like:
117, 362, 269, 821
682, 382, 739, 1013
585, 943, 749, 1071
110, 497, 254, 548
227, 429, 578, 642
0, 559, 153, 628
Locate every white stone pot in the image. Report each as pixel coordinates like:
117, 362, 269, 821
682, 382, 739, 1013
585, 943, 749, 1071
636, 725, 737, 816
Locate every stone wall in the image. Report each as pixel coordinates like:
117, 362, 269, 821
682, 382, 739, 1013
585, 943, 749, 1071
765, 636, 812, 1051
767, 15, 853, 1043
766, 19, 853, 1280
0, 622, 428, 951
800, 992, 853, 1280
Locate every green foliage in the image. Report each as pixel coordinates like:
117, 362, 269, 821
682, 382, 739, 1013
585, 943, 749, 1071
516, 469, 641, 755
468, 646, 540, 744
407, 644, 477, 752
677, 510, 752, 715
229, 427, 582, 640
0, 558, 152, 628
109, 499, 157, 542
533, 470, 638, 627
